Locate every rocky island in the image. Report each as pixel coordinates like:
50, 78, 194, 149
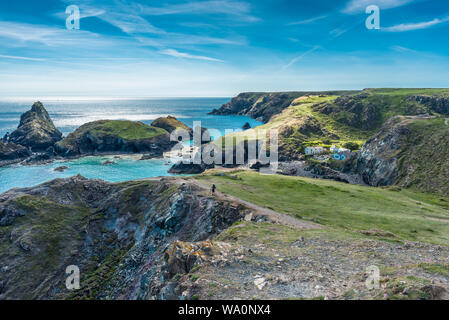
8, 101, 62, 152
54, 120, 174, 157
0, 103, 198, 165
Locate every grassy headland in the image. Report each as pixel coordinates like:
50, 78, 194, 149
194, 171, 449, 246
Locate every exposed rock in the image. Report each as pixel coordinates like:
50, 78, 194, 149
168, 160, 213, 174
0, 141, 31, 162
408, 95, 449, 115
54, 166, 68, 172
163, 241, 213, 277
23, 152, 53, 165
0, 176, 245, 299
314, 94, 380, 130
55, 120, 175, 157
102, 160, 115, 166
420, 285, 449, 300
357, 115, 449, 194
356, 117, 410, 186
151, 116, 193, 135
9, 102, 62, 151
242, 122, 251, 130
209, 92, 301, 123
249, 161, 270, 171
19, 239, 31, 252
140, 152, 161, 160
254, 276, 266, 290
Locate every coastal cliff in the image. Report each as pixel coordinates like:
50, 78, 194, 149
357, 116, 449, 195
0, 175, 245, 299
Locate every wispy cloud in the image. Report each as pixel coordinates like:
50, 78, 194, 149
139, 0, 260, 22
391, 45, 417, 53
283, 45, 321, 69
160, 49, 224, 62
0, 54, 46, 61
0, 20, 108, 47
383, 16, 449, 32
329, 27, 350, 38
56, 0, 246, 59
287, 15, 327, 26
342, 0, 414, 14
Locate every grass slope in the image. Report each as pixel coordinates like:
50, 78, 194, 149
194, 171, 449, 246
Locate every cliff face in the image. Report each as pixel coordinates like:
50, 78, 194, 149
408, 95, 449, 115
55, 120, 175, 157
357, 116, 449, 195
356, 117, 409, 186
9, 102, 62, 151
0, 176, 245, 299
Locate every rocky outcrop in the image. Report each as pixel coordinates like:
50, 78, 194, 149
0, 175, 245, 299
151, 116, 193, 135
9, 102, 62, 151
55, 120, 175, 157
356, 117, 410, 186
356, 115, 449, 194
408, 95, 449, 115
0, 141, 31, 162
313, 94, 381, 130
168, 160, 214, 174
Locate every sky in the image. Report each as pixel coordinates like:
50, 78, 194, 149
0, 0, 449, 97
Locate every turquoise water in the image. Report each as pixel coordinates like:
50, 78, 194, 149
0, 98, 261, 194
0, 156, 179, 193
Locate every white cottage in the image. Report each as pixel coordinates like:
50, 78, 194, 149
305, 146, 325, 155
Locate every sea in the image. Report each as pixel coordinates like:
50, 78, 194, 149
0, 98, 262, 194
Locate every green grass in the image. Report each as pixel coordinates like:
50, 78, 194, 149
418, 263, 449, 276
97, 120, 167, 140
61, 120, 167, 146
194, 171, 449, 246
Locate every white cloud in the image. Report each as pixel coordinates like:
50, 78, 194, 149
342, 0, 414, 14
383, 16, 449, 32
287, 15, 327, 26
391, 45, 417, 53
139, 0, 260, 22
0, 20, 110, 48
283, 46, 321, 69
159, 49, 224, 62
0, 55, 46, 61
57, 0, 247, 48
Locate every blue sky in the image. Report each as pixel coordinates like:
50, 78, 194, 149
0, 0, 449, 97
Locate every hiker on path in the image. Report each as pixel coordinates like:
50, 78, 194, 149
211, 184, 216, 195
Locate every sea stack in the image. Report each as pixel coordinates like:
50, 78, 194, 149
9, 101, 62, 152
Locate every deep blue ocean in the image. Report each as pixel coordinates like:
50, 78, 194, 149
0, 98, 261, 193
